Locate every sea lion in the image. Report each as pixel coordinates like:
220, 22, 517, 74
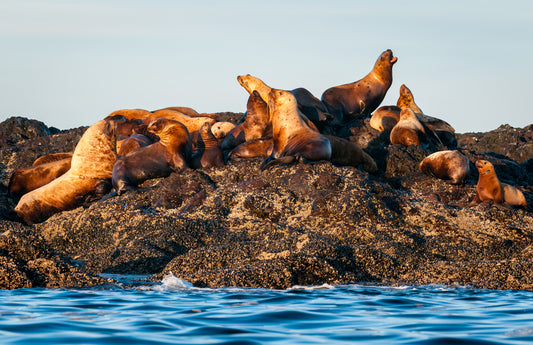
149, 109, 216, 132
117, 133, 154, 156
396, 84, 423, 113
236, 74, 320, 132
8, 158, 72, 200
228, 137, 274, 160
469, 160, 529, 210
390, 108, 426, 146
153, 106, 217, 119
190, 122, 225, 169
370, 106, 401, 132
14, 117, 135, 224
106, 108, 152, 121
210, 121, 236, 141
221, 90, 271, 151
419, 150, 470, 184
290, 87, 332, 125
324, 135, 378, 173
32, 152, 73, 166
111, 118, 191, 195
321, 49, 397, 123
260, 89, 331, 170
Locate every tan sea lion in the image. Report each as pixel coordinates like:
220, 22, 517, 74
106, 108, 152, 120
370, 106, 401, 132
321, 49, 397, 123
390, 108, 426, 146
190, 122, 225, 169
469, 160, 529, 210
419, 150, 470, 184
221, 90, 271, 151
112, 118, 191, 195
14, 117, 135, 224
260, 89, 331, 170
396, 84, 423, 113
210, 121, 236, 141
324, 135, 378, 173
228, 137, 274, 160
8, 158, 72, 200
236, 74, 319, 132
32, 152, 73, 166
149, 109, 215, 132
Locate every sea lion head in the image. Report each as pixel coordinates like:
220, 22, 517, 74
237, 74, 267, 95
378, 49, 397, 66
476, 160, 495, 175
210, 121, 236, 140
268, 88, 295, 110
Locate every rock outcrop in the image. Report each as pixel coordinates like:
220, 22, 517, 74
0, 116, 531, 290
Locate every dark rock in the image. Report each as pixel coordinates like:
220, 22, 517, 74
0, 116, 532, 291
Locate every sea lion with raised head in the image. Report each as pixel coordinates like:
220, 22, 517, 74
390, 108, 426, 146
236, 74, 320, 132
190, 122, 225, 169
260, 89, 331, 170
469, 160, 529, 210
321, 49, 397, 123
111, 118, 192, 195
221, 90, 271, 151
419, 150, 470, 184
14, 116, 136, 224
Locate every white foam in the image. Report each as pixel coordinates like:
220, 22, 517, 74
157, 272, 193, 290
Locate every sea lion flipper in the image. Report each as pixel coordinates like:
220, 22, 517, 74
260, 156, 296, 171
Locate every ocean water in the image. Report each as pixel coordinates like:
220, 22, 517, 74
1, 274, 533, 345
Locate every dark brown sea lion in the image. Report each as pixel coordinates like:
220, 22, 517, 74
469, 160, 529, 210
117, 133, 154, 156
260, 89, 331, 170
111, 118, 192, 195
290, 87, 332, 125
32, 152, 73, 166
321, 49, 397, 123
419, 150, 470, 184
228, 137, 273, 160
324, 135, 378, 173
221, 90, 271, 151
190, 122, 225, 169
390, 108, 426, 146
8, 158, 72, 200
14, 117, 135, 224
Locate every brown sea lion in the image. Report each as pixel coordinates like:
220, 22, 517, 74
117, 133, 154, 156
469, 160, 529, 210
396, 84, 423, 113
228, 137, 274, 160
236, 74, 319, 132
190, 122, 225, 169
8, 158, 72, 200
221, 90, 271, 151
149, 109, 216, 132
290, 87, 332, 125
14, 117, 135, 224
390, 108, 426, 146
370, 106, 401, 132
210, 121, 236, 141
419, 150, 470, 184
324, 135, 378, 173
260, 89, 331, 170
112, 118, 191, 195
32, 152, 73, 166
321, 49, 397, 123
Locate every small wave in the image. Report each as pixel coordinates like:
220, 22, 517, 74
156, 272, 193, 290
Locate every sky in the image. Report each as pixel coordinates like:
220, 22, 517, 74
0, 0, 532, 133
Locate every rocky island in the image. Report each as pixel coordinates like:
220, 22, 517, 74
0, 114, 532, 291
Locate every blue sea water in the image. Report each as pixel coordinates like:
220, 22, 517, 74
1, 274, 533, 345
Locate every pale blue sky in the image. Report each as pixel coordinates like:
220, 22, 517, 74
0, 0, 531, 133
